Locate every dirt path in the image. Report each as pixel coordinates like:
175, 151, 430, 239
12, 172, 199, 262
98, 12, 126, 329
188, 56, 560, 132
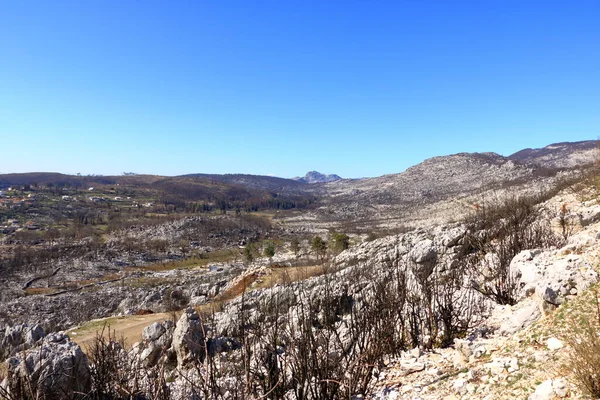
67, 312, 172, 350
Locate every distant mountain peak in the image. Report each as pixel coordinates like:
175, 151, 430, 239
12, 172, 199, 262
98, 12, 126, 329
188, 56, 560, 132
294, 171, 342, 184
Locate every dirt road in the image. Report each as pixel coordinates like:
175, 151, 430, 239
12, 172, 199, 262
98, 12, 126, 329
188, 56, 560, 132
67, 312, 172, 350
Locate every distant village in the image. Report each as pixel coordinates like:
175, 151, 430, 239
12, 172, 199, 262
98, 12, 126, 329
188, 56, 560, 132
0, 183, 153, 236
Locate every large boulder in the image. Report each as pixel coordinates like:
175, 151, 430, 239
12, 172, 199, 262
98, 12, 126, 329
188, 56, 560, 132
25, 325, 45, 346
172, 308, 206, 367
135, 320, 175, 368
0, 332, 90, 398
529, 378, 568, 400
487, 297, 542, 335
409, 239, 437, 264
143, 322, 166, 342
139, 341, 162, 368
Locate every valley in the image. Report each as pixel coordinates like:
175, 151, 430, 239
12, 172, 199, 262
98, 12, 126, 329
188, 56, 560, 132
1, 140, 600, 399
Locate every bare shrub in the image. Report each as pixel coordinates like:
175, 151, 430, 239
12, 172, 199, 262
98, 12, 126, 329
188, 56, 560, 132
562, 292, 600, 398
164, 288, 189, 314
558, 203, 576, 241
87, 324, 169, 399
464, 194, 562, 305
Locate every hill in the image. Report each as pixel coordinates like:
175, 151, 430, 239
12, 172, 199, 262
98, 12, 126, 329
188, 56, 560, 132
509, 140, 598, 168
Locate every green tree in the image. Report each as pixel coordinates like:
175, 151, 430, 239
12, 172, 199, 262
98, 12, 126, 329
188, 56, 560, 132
290, 238, 300, 256
311, 236, 327, 262
330, 232, 350, 254
263, 240, 275, 264
243, 242, 258, 265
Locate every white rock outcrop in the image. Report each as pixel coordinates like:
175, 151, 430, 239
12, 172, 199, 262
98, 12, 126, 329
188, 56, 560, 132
510, 249, 598, 306
172, 308, 206, 366
0, 332, 90, 398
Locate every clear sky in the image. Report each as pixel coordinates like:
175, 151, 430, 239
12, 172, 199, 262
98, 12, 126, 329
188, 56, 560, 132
1, 1, 599, 178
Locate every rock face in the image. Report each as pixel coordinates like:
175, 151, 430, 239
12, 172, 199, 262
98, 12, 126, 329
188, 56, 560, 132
496, 298, 542, 335
510, 249, 598, 306
1, 324, 45, 358
1, 332, 90, 398
172, 308, 206, 366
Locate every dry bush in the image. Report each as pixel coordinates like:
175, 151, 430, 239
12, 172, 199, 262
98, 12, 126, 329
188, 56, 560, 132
463, 193, 563, 305
563, 292, 600, 398
558, 203, 576, 241
87, 324, 169, 399
87, 326, 128, 398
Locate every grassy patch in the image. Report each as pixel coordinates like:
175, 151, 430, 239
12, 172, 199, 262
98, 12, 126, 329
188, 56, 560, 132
215, 274, 259, 302
133, 249, 238, 272
67, 316, 129, 337
24, 287, 58, 296
253, 265, 327, 289
126, 276, 174, 289
63, 273, 122, 287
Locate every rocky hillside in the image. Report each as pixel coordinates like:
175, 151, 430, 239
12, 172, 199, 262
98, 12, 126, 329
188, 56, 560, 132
294, 142, 596, 232
325, 152, 531, 202
300, 152, 548, 231
368, 189, 600, 399
509, 140, 598, 169
180, 173, 311, 192
2, 140, 600, 399
4, 181, 600, 399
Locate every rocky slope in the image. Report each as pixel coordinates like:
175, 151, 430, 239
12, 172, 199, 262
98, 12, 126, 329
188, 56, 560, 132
3, 184, 600, 399
2, 140, 600, 399
295, 152, 560, 231
287, 141, 596, 232
367, 188, 600, 399
509, 140, 598, 169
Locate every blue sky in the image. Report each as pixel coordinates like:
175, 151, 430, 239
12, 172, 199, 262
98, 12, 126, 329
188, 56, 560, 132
1, 1, 599, 178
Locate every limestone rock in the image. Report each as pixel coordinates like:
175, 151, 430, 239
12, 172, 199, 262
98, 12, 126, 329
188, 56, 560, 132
579, 205, 600, 226
172, 308, 205, 367
529, 379, 555, 400
25, 324, 45, 346
547, 337, 564, 351
453, 377, 468, 394
409, 239, 436, 264
399, 360, 425, 376
1, 324, 45, 357
1, 333, 90, 398
140, 341, 162, 367
510, 249, 598, 305
552, 378, 568, 397
143, 321, 166, 341
496, 297, 542, 335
